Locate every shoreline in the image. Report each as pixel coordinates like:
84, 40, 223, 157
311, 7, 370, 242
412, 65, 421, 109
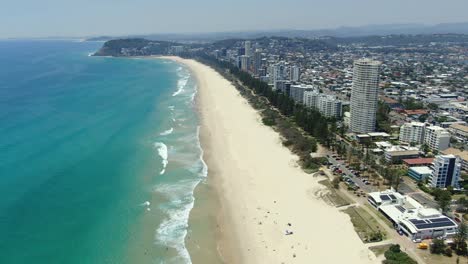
158, 56, 378, 264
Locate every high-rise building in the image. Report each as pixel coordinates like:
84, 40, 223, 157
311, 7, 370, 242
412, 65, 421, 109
399, 122, 426, 145
429, 154, 461, 188
303, 90, 320, 109
424, 126, 451, 151
318, 95, 342, 118
350, 59, 381, 133
289, 65, 300, 82
240, 55, 250, 72
271, 62, 286, 90
303, 91, 342, 118
253, 50, 262, 75
244, 41, 252, 57
289, 84, 315, 104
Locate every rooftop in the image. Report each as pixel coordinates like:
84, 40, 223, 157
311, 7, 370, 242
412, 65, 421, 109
408, 166, 433, 175
441, 148, 468, 161
403, 158, 434, 166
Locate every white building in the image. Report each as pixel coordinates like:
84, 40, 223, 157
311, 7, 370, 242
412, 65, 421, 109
270, 62, 286, 89
368, 189, 458, 241
424, 126, 451, 151
399, 122, 426, 145
289, 65, 300, 82
318, 95, 342, 118
289, 84, 314, 104
350, 59, 381, 133
429, 154, 461, 188
303, 91, 342, 118
303, 90, 320, 109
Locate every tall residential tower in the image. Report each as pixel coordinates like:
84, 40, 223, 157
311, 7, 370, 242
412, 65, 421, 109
350, 59, 381, 133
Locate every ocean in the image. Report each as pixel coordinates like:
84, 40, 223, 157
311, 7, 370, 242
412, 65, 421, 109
0, 40, 220, 263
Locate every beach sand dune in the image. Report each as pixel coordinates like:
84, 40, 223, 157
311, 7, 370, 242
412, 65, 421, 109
165, 57, 378, 264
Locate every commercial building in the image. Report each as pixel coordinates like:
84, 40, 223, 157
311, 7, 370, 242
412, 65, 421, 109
441, 148, 468, 172
368, 190, 458, 241
424, 126, 451, 151
429, 154, 462, 188
289, 84, 315, 104
350, 59, 381, 133
399, 122, 426, 145
384, 146, 420, 164
408, 166, 433, 181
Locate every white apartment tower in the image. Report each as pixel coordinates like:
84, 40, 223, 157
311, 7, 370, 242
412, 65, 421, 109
429, 155, 461, 188
399, 122, 426, 145
303, 90, 320, 109
424, 126, 451, 151
350, 59, 381, 133
290, 66, 300, 82
318, 95, 342, 118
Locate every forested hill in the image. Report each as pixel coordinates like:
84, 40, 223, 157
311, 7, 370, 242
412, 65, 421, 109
93, 38, 181, 56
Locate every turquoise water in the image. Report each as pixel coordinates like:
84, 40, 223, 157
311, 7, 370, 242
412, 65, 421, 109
0, 41, 208, 263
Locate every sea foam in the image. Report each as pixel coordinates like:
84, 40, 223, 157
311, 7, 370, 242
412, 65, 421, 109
154, 142, 168, 175
160, 128, 174, 136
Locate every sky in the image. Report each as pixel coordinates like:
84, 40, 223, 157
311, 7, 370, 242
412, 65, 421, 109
1, 0, 467, 38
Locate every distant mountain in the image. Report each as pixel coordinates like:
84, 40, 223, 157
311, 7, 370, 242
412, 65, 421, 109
86, 22, 468, 42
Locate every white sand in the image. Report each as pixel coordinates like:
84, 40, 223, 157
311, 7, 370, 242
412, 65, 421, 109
162, 56, 378, 264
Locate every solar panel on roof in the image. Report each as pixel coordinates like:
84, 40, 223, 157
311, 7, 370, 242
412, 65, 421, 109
409, 219, 425, 224
380, 195, 391, 201
429, 218, 451, 223
389, 194, 396, 200
415, 221, 456, 230
396, 206, 406, 213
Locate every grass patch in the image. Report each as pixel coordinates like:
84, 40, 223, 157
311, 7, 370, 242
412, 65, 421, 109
364, 204, 395, 228
319, 179, 352, 207
369, 244, 392, 256
344, 206, 386, 243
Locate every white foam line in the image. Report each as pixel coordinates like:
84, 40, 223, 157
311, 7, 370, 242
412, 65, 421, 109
154, 142, 168, 175
160, 128, 174, 136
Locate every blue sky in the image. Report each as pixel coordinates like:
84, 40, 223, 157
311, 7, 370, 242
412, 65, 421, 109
1, 0, 467, 38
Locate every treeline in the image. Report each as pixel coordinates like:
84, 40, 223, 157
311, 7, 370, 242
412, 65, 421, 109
182, 52, 335, 171
192, 53, 335, 146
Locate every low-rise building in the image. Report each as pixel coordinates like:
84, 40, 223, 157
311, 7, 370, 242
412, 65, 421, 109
368, 190, 458, 241
449, 123, 468, 143
384, 146, 420, 164
408, 166, 433, 182
402, 158, 434, 167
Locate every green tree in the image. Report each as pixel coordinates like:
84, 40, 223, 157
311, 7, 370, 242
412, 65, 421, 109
431, 238, 446, 254
433, 189, 452, 213
454, 221, 468, 256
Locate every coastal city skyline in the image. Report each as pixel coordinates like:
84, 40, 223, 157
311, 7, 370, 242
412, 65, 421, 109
1, 0, 468, 38
1, 1, 467, 264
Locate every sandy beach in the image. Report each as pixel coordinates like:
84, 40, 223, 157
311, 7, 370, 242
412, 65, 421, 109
162, 56, 378, 264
